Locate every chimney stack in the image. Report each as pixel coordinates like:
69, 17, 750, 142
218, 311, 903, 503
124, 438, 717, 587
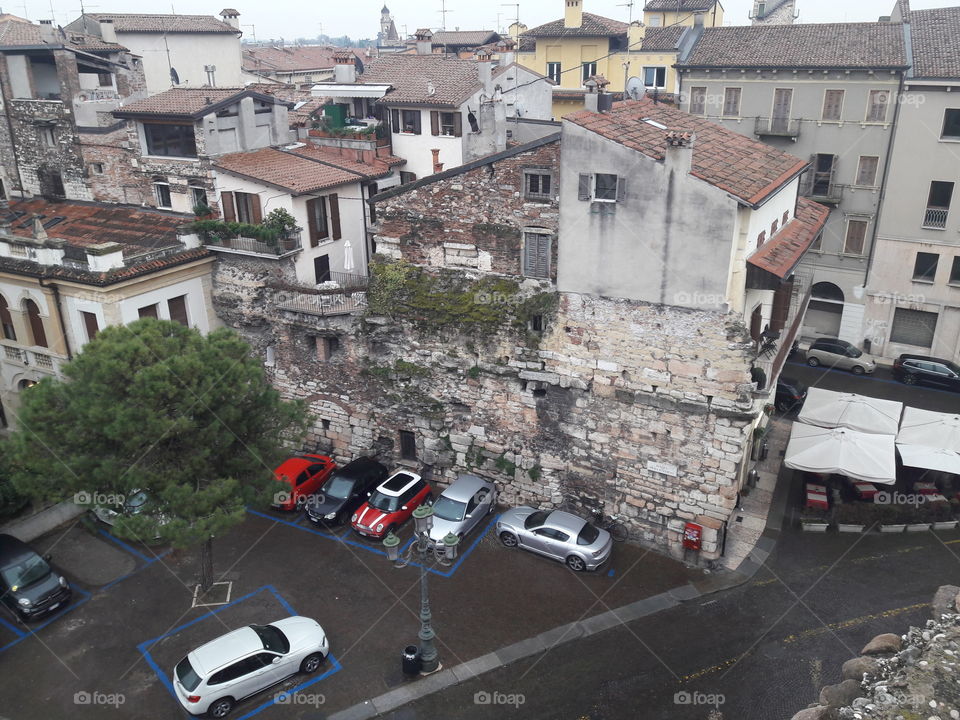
495, 38, 515, 66
583, 78, 599, 112
564, 0, 583, 29
664, 130, 694, 176
431, 148, 443, 174
475, 48, 493, 95
38, 19, 57, 44
415, 28, 433, 55
333, 51, 357, 84
219, 8, 241, 30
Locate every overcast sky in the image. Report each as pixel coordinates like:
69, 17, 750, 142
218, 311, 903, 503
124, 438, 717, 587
22, 0, 960, 45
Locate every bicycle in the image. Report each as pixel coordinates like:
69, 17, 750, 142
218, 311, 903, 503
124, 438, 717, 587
590, 508, 629, 543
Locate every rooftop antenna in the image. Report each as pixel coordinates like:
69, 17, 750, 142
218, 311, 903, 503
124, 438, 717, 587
438, 0, 449, 30
618, 0, 634, 24
501, 2, 519, 30
496, 12, 502, 33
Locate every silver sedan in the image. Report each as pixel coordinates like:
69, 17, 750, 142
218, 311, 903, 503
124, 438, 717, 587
428, 473, 497, 543
496, 507, 612, 571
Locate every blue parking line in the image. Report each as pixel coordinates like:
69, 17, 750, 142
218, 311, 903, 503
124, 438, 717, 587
0, 587, 92, 653
137, 585, 342, 720
0, 613, 25, 638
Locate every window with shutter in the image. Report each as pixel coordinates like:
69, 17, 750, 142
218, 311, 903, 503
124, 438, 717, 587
523, 231, 551, 279
80, 311, 99, 340
843, 219, 868, 255
167, 295, 189, 326
306, 197, 328, 245
594, 173, 618, 201
137, 304, 159, 320
890, 308, 937, 347
722, 88, 741, 117
578, 174, 591, 201
220, 191, 236, 221
689, 87, 706, 115
866, 90, 890, 122
913, 252, 939, 281
314, 255, 331, 283
855, 156, 879, 186
452, 112, 462, 137
0, 296, 15, 341
329, 194, 341, 239
391, 109, 400, 133
24, 299, 47, 347
430, 111, 440, 136
822, 89, 844, 121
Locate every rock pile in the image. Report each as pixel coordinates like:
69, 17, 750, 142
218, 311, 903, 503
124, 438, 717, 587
790, 585, 960, 720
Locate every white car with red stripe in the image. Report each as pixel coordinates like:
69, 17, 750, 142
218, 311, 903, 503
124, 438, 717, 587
350, 470, 432, 539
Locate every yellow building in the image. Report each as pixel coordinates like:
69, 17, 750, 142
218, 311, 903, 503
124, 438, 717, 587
517, 0, 723, 117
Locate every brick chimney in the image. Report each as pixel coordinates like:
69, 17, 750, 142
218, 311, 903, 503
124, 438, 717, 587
664, 130, 694, 177
431, 148, 443, 173
495, 38, 515, 66
564, 0, 583, 29
98, 18, 117, 43
415, 28, 433, 55
333, 51, 357, 83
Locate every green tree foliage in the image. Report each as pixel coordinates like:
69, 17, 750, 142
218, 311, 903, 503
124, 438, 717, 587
9, 319, 306, 549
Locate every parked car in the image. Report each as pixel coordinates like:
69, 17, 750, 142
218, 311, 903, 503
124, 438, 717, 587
272, 454, 335, 510
350, 470, 432, 539
0, 534, 71, 621
304, 457, 389, 526
805, 338, 876, 375
173, 616, 329, 718
91, 489, 168, 538
496, 507, 612, 572
893, 354, 960, 391
427, 474, 497, 544
775, 376, 808, 413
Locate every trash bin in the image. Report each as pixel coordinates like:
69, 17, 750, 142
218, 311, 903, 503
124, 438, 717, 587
402, 645, 421, 676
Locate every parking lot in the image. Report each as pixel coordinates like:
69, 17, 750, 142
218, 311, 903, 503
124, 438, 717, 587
0, 504, 702, 719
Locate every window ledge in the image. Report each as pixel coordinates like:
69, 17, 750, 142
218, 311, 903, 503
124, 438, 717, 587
939, 137, 960, 143
911, 278, 936, 284
142, 155, 199, 162
921, 225, 948, 231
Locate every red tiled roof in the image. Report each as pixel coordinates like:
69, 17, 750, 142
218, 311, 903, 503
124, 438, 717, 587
78, 13, 238, 34
113, 88, 286, 119
242, 45, 367, 74
287, 144, 406, 174
0, 247, 213, 286
747, 197, 830, 279
565, 98, 808, 206
214, 145, 402, 195
0, 18, 127, 51
361, 54, 483, 107
909, 7, 960, 79
523, 12, 628, 38
639, 26, 686, 51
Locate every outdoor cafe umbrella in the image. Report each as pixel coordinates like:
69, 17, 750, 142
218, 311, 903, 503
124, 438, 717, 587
798, 387, 903, 435
896, 443, 960, 475
897, 407, 960, 452
784, 422, 896, 484
343, 239, 355, 273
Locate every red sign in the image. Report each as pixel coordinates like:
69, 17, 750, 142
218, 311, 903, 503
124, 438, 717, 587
682, 522, 703, 551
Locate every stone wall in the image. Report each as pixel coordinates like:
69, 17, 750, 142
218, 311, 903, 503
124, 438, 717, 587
212, 253, 758, 561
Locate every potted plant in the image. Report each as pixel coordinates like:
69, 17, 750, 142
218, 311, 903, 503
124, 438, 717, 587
835, 502, 868, 533
928, 499, 956, 531
192, 202, 215, 220
800, 508, 830, 532
263, 208, 302, 251
877, 503, 907, 533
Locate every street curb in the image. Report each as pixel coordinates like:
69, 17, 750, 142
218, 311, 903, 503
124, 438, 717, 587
0, 501, 84, 542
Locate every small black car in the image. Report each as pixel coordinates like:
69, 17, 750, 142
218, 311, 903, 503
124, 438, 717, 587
893, 354, 960, 392
775, 376, 808, 413
304, 457, 389, 525
0, 534, 71, 621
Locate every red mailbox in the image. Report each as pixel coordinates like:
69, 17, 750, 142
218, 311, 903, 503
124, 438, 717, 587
682, 522, 703, 551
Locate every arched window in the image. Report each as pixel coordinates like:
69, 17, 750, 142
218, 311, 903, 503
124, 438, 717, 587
23, 299, 47, 348
0, 295, 15, 341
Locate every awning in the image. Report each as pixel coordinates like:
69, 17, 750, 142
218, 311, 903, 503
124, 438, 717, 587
897, 443, 960, 475
798, 387, 903, 435
784, 422, 896, 484
897, 407, 960, 452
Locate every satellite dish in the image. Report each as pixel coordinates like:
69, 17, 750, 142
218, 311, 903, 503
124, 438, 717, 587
625, 76, 646, 101
170, 67, 180, 85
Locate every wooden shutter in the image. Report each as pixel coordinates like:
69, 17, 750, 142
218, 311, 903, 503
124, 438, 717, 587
167, 295, 189, 326
523, 232, 550, 279
616, 176, 626, 202
453, 113, 462, 137
430, 111, 440, 136
329, 194, 341, 240
413, 111, 422, 135
770, 278, 793, 331
220, 191, 235, 221
27, 305, 47, 347
137, 304, 159, 320
250, 193, 262, 224
578, 174, 591, 201
391, 109, 400, 132
81, 311, 99, 340
822, 89, 843, 121
306, 198, 317, 247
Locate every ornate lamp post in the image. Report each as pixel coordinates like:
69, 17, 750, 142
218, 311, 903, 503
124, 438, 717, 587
382, 504, 460, 674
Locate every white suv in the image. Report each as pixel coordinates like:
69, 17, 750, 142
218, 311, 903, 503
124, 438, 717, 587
173, 616, 329, 718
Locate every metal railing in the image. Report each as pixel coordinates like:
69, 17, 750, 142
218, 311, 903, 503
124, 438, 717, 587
923, 207, 949, 229
754, 116, 801, 138
203, 232, 302, 257
804, 182, 843, 205
274, 288, 367, 317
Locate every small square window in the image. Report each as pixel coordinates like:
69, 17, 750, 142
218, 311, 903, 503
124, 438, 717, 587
530, 314, 544, 332
546, 62, 561, 84
524, 170, 552, 199
581, 62, 597, 84
913, 252, 939, 281
191, 187, 208, 208
942, 109, 960, 139
321, 419, 331, 430
594, 173, 618, 201
950, 256, 960, 285
399, 430, 417, 460
643, 67, 666, 89
90, 163, 104, 174
40, 126, 56, 147
154, 182, 171, 209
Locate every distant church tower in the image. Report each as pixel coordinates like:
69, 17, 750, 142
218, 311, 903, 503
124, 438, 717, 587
378, 5, 402, 49
750, 0, 798, 25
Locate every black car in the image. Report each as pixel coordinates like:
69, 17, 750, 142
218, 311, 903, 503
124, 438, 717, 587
892, 354, 960, 391
0, 534, 71, 621
304, 457, 389, 525
775, 376, 808, 413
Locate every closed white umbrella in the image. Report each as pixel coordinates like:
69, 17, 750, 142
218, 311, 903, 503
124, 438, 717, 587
343, 239, 355, 273
897, 407, 960, 452
798, 387, 903, 435
784, 422, 896, 484
896, 443, 960, 475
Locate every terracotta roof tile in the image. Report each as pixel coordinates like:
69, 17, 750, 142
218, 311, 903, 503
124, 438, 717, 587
908, 7, 960, 79
242, 45, 367, 74
680, 22, 908, 69
113, 88, 286, 119
523, 12, 628, 38
565, 98, 808, 206
748, 197, 830, 278
361, 54, 483, 107
639, 26, 685, 51
0, 18, 127, 51
81, 13, 238, 33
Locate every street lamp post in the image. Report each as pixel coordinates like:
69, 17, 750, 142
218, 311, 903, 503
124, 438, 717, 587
382, 504, 460, 675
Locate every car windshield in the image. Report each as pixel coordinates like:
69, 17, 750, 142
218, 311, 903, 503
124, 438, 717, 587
577, 524, 600, 545
175, 657, 201, 692
368, 491, 401, 513
323, 475, 355, 501
251, 624, 290, 654
126, 491, 149, 512
524, 511, 550, 530
0, 554, 50, 590
432, 495, 466, 522
848, 347, 862, 358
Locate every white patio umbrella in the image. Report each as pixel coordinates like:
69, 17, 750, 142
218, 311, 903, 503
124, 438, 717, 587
784, 422, 897, 484
897, 407, 960, 452
342, 239, 355, 273
896, 443, 960, 475
798, 387, 903, 435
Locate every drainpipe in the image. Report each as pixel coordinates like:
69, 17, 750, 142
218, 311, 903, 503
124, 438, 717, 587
0, 73, 26, 198
38, 278, 73, 361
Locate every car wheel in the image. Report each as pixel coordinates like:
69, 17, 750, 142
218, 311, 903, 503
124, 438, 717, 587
566, 555, 587, 572
301, 653, 325, 674
903, 374, 918, 385
207, 698, 234, 719
499, 532, 518, 548
806, 357, 820, 367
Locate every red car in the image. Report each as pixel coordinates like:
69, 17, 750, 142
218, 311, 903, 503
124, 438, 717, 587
350, 470, 432, 538
272, 454, 336, 510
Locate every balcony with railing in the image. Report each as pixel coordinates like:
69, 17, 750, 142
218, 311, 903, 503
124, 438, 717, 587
754, 116, 802, 139
0, 340, 64, 376
270, 273, 369, 318
922, 206, 949, 230
185, 223, 303, 258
